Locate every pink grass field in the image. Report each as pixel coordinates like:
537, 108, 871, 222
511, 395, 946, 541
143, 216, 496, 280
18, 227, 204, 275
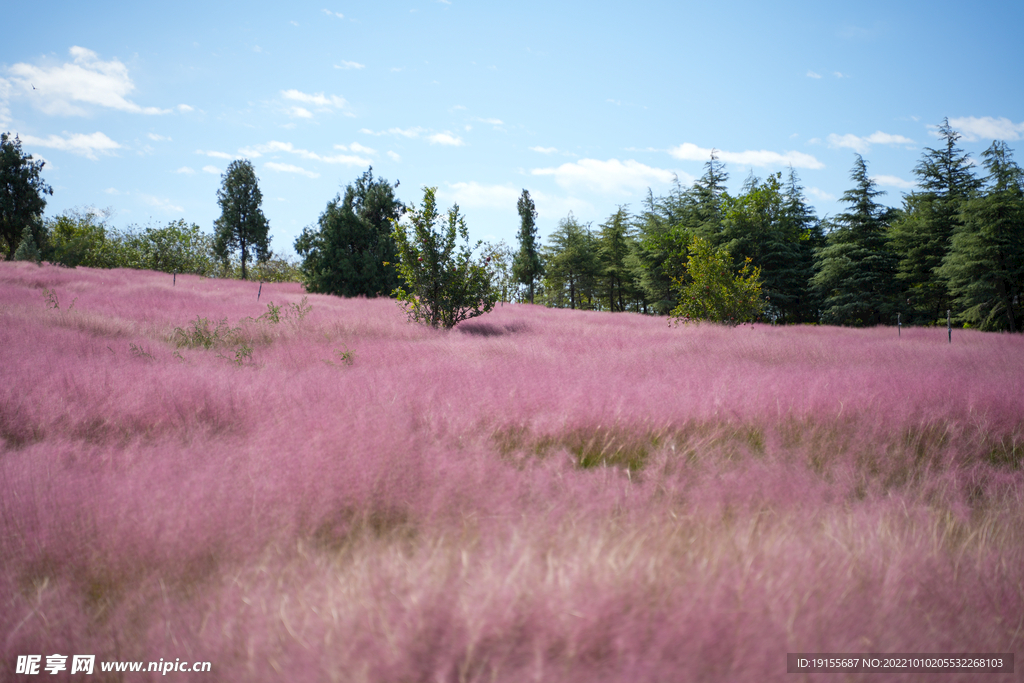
2, 261, 1023, 682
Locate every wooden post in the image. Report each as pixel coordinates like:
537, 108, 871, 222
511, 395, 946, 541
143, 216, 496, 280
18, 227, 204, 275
898, 312, 901, 337
947, 309, 951, 344
173, 271, 176, 286
258, 282, 263, 301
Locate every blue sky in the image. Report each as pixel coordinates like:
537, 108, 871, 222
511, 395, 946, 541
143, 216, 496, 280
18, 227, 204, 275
3, 0, 1022, 257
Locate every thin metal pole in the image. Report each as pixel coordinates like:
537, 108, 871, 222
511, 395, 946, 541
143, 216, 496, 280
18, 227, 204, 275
258, 282, 262, 301
947, 309, 951, 344
898, 312, 901, 337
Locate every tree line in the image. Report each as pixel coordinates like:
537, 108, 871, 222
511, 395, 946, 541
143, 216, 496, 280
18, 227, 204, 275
4, 120, 1022, 331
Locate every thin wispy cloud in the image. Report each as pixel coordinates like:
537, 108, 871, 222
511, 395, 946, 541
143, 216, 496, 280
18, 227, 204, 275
280, 89, 350, 118
427, 132, 464, 146
530, 146, 558, 154
334, 61, 365, 70
140, 194, 183, 213
949, 116, 1024, 142
239, 140, 370, 167
174, 166, 195, 174
202, 165, 220, 174
668, 143, 824, 170
322, 9, 344, 18
872, 174, 915, 190
147, 133, 170, 141
532, 158, 679, 194
19, 131, 121, 159
387, 150, 401, 162
807, 187, 835, 201
265, 162, 320, 178
806, 71, 822, 79
196, 149, 237, 160
6, 46, 168, 116
827, 131, 915, 154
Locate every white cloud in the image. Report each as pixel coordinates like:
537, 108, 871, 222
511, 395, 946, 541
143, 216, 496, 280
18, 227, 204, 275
346, 142, 376, 155
827, 131, 915, 154
322, 9, 343, 18
177, 104, 194, 113
289, 106, 313, 119
104, 187, 124, 195
387, 150, 400, 162
443, 182, 521, 209
872, 174, 915, 190
948, 116, 1024, 142
806, 71, 822, 79
428, 132, 464, 146
335, 61, 365, 70
265, 162, 320, 178
202, 165, 220, 174
475, 117, 503, 125
807, 187, 835, 201
532, 158, 678, 194
147, 133, 170, 141
140, 194, 184, 213
196, 149, 236, 159
530, 146, 558, 154
240, 140, 369, 166
19, 131, 120, 159
7, 46, 168, 116
174, 166, 195, 174
833, 71, 846, 78
668, 142, 824, 170
282, 89, 347, 109
360, 126, 425, 138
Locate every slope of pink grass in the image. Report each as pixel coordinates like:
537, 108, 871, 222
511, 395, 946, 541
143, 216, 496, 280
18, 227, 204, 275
2, 261, 1022, 682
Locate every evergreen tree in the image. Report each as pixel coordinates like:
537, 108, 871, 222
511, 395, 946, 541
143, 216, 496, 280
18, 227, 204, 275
542, 213, 600, 309
597, 206, 634, 311
890, 118, 980, 323
691, 149, 729, 238
12, 224, 41, 263
937, 141, 1024, 331
512, 189, 543, 303
295, 167, 403, 296
627, 186, 694, 314
811, 155, 900, 326
719, 171, 819, 323
213, 159, 270, 280
1, 133, 52, 259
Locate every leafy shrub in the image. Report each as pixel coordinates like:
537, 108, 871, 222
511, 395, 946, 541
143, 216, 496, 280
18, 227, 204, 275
670, 236, 764, 325
390, 187, 497, 329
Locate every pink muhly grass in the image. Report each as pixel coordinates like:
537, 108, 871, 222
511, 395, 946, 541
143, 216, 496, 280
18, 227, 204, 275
1, 261, 1022, 682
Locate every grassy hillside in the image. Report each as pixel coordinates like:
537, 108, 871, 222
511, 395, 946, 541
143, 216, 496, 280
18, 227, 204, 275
2, 261, 1022, 682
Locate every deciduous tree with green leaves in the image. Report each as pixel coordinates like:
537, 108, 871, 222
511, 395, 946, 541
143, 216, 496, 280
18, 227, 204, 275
1, 133, 52, 259
670, 236, 764, 324
213, 159, 270, 280
390, 187, 497, 329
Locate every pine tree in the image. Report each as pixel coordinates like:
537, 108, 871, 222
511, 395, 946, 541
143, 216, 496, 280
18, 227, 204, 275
512, 189, 543, 303
889, 118, 980, 323
597, 206, 633, 311
937, 141, 1024, 331
627, 186, 694, 314
811, 155, 899, 326
295, 167, 403, 297
213, 159, 270, 280
542, 213, 600, 309
12, 224, 41, 263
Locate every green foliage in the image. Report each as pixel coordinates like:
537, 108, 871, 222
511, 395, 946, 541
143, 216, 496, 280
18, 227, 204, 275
1, 132, 52, 259
719, 170, 821, 323
542, 213, 601, 309
482, 239, 522, 303
627, 187, 694, 315
811, 155, 900, 326
512, 189, 544, 303
937, 141, 1024, 331
890, 119, 980, 323
670, 236, 764, 324
213, 159, 270, 280
12, 224, 41, 263
117, 219, 218, 275
295, 167, 403, 296
324, 347, 355, 367
390, 187, 498, 329
596, 206, 636, 312
42, 287, 76, 311
44, 208, 115, 268
173, 316, 238, 350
